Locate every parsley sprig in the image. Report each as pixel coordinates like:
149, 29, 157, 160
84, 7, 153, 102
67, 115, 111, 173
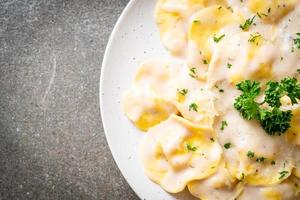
234, 78, 300, 135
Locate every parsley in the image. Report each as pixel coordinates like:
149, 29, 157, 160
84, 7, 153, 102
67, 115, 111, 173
256, 157, 266, 163
203, 59, 208, 64
224, 143, 231, 149
248, 33, 261, 43
234, 80, 261, 120
240, 16, 255, 31
177, 88, 188, 96
227, 63, 232, 69
278, 170, 289, 180
186, 143, 197, 152
297, 68, 300, 74
210, 138, 215, 142
247, 151, 255, 158
271, 160, 276, 165
259, 108, 292, 135
189, 103, 198, 112
234, 78, 299, 135
265, 77, 300, 107
193, 20, 199, 23
189, 67, 197, 78
294, 33, 300, 49
221, 120, 228, 130
213, 34, 225, 43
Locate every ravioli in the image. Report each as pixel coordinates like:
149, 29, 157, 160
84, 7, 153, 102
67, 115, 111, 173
140, 115, 222, 193
188, 161, 244, 200
122, 0, 300, 199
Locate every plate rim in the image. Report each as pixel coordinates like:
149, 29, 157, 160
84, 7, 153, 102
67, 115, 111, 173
99, 0, 142, 199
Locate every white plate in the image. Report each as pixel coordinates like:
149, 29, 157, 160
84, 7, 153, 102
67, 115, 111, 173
100, 0, 197, 199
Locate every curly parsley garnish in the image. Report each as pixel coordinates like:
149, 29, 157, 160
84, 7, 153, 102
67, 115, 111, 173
240, 16, 255, 31
234, 78, 299, 135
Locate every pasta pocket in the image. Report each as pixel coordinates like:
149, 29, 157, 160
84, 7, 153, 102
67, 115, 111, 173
140, 115, 222, 193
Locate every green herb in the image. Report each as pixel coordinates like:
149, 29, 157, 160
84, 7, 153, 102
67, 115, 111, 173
227, 63, 232, 69
278, 171, 289, 180
224, 143, 231, 149
297, 69, 300, 74
248, 33, 261, 43
259, 108, 292, 135
203, 59, 208, 64
218, 6, 222, 10
193, 20, 199, 23
234, 78, 298, 135
240, 16, 255, 31
271, 160, 276, 165
213, 34, 225, 43
219, 89, 224, 93
241, 173, 245, 180
189, 67, 197, 78
267, 8, 271, 13
234, 80, 261, 120
189, 103, 198, 112
256, 157, 266, 163
294, 33, 300, 49
177, 88, 188, 96
247, 151, 255, 158
265, 77, 300, 107
210, 138, 215, 142
186, 143, 197, 152
221, 120, 228, 130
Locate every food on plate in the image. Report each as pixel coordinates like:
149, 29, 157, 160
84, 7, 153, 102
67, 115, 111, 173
122, 0, 300, 199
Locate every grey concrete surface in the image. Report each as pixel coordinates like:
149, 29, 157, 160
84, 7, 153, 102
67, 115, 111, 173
0, 0, 140, 199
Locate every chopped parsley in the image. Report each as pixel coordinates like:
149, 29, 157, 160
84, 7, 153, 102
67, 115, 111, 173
271, 160, 276, 165
213, 34, 225, 43
210, 138, 215, 142
227, 63, 232, 69
186, 143, 197, 152
189, 103, 198, 112
189, 67, 197, 78
203, 59, 209, 64
177, 88, 188, 96
278, 171, 289, 180
234, 78, 299, 135
248, 33, 261, 44
220, 120, 228, 131
224, 143, 231, 149
247, 151, 255, 158
294, 33, 300, 49
240, 16, 255, 31
297, 68, 300, 74
256, 157, 266, 163
193, 20, 199, 23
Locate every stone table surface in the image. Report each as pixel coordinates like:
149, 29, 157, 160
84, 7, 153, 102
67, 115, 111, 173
0, 0, 140, 199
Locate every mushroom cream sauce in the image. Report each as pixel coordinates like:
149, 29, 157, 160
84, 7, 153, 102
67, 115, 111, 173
122, 0, 300, 199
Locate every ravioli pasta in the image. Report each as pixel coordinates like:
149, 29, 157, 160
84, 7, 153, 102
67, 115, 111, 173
122, 0, 300, 199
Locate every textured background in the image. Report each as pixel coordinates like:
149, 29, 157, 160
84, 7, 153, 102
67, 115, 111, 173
0, 0, 140, 199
